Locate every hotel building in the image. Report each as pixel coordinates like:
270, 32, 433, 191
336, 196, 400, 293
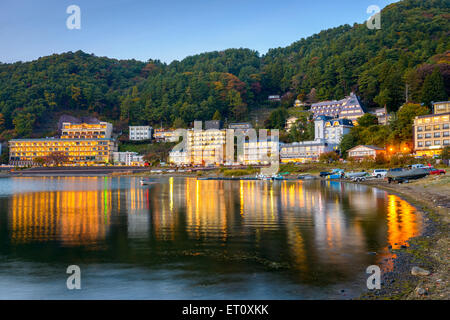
153, 129, 179, 142
280, 116, 353, 163
112, 151, 145, 166
168, 121, 278, 166
413, 111, 450, 157
129, 126, 152, 141
310, 93, 365, 125
433, 101, 450, 114
60, 121, 113, 139
188, 128, 226, 165
9, 121, 118, 166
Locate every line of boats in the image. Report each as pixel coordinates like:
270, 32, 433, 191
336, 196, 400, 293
141, 164, 444, 185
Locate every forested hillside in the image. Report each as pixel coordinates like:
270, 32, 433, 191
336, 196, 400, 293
0, 0, 448, 140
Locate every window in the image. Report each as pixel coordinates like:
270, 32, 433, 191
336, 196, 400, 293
417, 134, 423, 139
434, 124, 440, 130
425, 141, 431, 146
443, 124, 449, 130
418, 142, 423, 147
417, 126, 423, 132
425, 126, 431, 131
425, 133, 432, 139
434, 132, 441, 138
444, 140, 450, 146
444, 132, 450, 137
434, 140, 441, 146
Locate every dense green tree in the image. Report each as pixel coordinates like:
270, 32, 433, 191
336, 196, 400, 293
212, 110, 221, 120
13, 113, 35, 137
172, 117, 187, 129
421, 68, 447, 107
357, 113, 378, 127
389, 103, 430, 142
265, 108, 289, 130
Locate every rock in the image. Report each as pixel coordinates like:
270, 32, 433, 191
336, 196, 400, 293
415, 287, 427, 296
411, 266, 431, 276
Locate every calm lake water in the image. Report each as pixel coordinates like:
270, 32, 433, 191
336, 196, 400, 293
0, 176, 421, 299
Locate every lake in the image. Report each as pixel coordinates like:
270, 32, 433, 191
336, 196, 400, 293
0, 176, 421, 299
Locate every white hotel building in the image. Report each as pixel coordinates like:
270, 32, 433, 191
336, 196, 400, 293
129, 126, 153, 141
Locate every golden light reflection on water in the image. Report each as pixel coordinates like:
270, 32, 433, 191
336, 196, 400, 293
386, 195, 421, 249
6, 177, 420, 273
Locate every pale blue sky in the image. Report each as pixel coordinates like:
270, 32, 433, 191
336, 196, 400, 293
0, 0, 399, 63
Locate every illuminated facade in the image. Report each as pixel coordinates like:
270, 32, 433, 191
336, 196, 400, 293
413, 112, 450, 157
280, 116, 352, 163
61, 122, 113, 139
9, 121, 117, 166
310, 93, 365, 125
433, 101, 450, 114
242, 140, 278, 165
169, 126, 279, 166
153, 129, 179, 142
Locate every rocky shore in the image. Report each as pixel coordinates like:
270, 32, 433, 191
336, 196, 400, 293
359, 175, 449, 300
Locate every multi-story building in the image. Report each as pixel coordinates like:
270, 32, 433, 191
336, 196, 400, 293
188, 128, 226, 165
280, 116, 353, 163
168, 121, 278, 166
153, 129, 179, 142
242, 139, 278, 165
310, 93, 365, 125
61, 122, 113, 139
322, 117, 354, 145
168, 150, 190, 166
9, 138, 117, 166
280, 141, 334, 163
113, 151, 145, 166
9, 121, 117, 166
433, 101, 450, 114
129, 126, 152, 141
413, 112, 450, 157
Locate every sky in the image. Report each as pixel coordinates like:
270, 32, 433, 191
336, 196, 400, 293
0, 0, 399, 64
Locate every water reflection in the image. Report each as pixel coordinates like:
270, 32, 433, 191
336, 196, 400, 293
0, 176, 421, 297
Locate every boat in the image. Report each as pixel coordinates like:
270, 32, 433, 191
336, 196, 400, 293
298, 174, 317, 180
345, 171, 367, 179
386, 167, 429, 183
326, 169, 345, 180
140, 179, 156, 186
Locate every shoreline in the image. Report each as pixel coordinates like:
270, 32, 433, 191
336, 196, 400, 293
358, 177, 449, 300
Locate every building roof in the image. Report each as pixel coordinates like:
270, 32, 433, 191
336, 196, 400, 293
433, 101, 450, 105
347, 145, 385, 152
416, 112, 450, 119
